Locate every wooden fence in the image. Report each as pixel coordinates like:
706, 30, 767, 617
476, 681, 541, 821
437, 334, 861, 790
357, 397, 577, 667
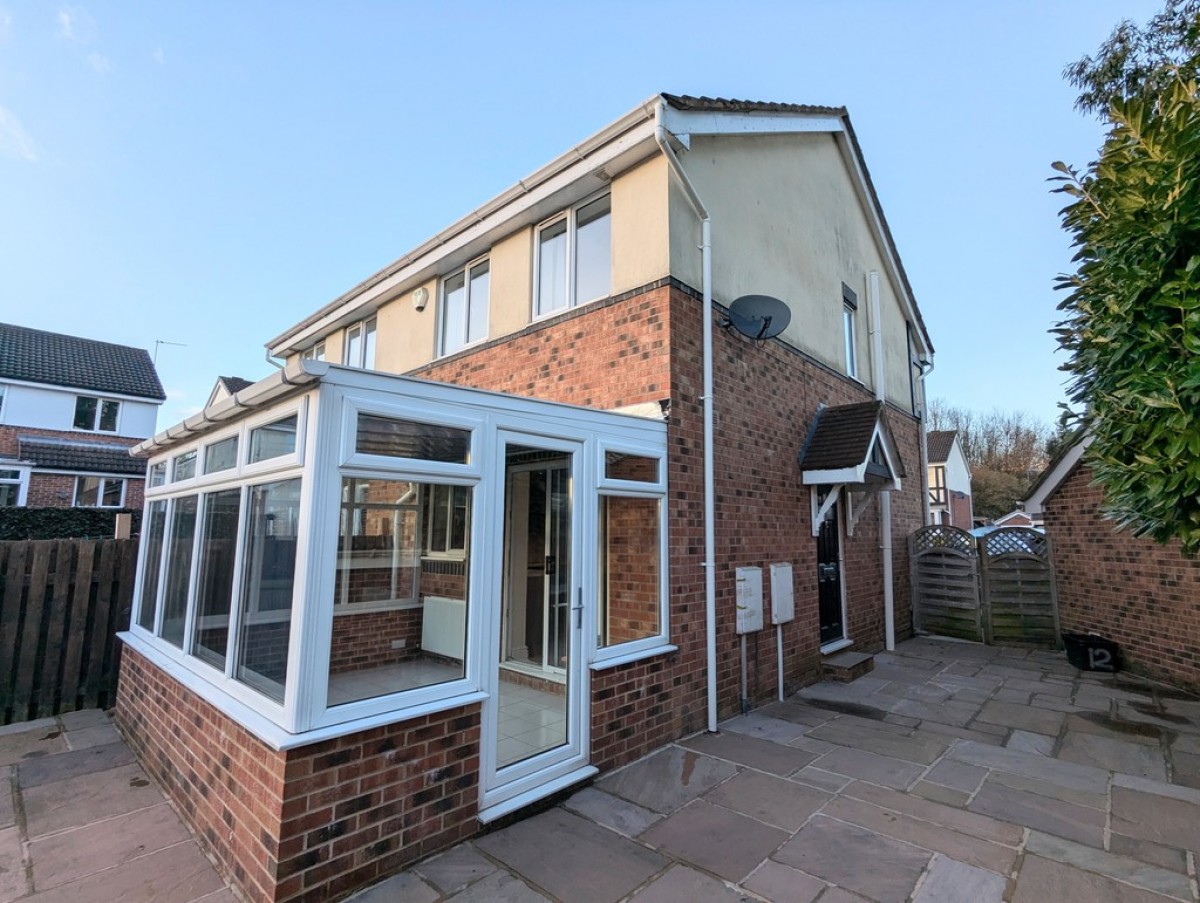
910, 525, 1060, 647
0, 539, 138, 725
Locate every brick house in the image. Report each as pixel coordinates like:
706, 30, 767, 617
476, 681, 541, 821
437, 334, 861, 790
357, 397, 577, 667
926, 429, 973, 528
0, 323, 164, 511
115, 94, 936, 902
1025, 433, 1199, 691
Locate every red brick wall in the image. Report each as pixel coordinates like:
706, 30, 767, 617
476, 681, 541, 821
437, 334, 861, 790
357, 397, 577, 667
1, 425, 146, 509
116, 647, 481, 903
602, 495, 661, 645
1043, 462, 1200, 691
329, 608, 422, 674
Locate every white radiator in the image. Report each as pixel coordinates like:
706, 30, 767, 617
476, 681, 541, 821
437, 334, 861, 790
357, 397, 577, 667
421, 596, 466, 661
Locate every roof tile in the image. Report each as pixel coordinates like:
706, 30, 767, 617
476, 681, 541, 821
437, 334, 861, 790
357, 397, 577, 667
0, 323, 165, 400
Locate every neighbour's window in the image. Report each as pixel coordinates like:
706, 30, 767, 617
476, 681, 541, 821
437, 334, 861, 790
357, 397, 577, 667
0, 467, 26, 507
74, 396, 121, 432
330, 476, 471, 707
74, 476, 125, 508
535, 194, 611, 317
598, 496, 662, 648
842, 283, 858, 380
439, 259, 489, 356
425, 484, 468, 555
0, 384, 6, 418
355, 413, 470, 464
344, 317, 377, 369
301, 342, 326, 362
249, 415, 298, 464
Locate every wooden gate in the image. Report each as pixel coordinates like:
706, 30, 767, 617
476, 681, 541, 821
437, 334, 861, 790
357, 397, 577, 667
0, 539, 138, 725
909, 526, 1059, 647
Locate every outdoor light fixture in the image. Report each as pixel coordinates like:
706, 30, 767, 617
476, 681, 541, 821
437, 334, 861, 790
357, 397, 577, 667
412, 287, 429, 311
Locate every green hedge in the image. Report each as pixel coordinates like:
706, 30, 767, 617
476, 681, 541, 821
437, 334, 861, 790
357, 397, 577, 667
0, 507, 142, 540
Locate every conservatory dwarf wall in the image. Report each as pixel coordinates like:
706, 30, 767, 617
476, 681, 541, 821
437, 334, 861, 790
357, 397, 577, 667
119, 361, 670, 825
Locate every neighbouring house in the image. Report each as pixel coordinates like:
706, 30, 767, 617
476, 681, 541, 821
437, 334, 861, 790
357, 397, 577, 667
1025, 434, 1199, 691
993, 508, 1042, 530
115, 93, 936, 903
206, 375, 255, 407
0, 323, 164, 511
926, 429, 973, 528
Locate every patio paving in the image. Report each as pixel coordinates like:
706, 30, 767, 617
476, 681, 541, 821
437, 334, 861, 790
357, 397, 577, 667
2, 637, 1199, 902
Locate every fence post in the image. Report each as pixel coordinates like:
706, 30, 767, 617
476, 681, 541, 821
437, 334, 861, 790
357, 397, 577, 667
908, 533, 922, 633
114, 513, 132, 540
977, 534, 993, 645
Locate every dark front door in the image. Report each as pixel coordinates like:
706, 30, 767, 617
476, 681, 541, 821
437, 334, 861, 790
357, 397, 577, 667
817, 502, 844, 644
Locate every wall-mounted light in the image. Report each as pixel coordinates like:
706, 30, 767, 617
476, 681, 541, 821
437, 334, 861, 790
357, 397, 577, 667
412, 287, 429, 312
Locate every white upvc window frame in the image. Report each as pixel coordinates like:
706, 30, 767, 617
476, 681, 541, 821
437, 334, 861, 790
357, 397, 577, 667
842, 282, 859, 381
590, 440, 671, 668
343, 317, 377, 370
533, 192, 612, 320
301, 341, 326, 362
438, 256, 490, 358
73, 474, 127, 508
73, 395, 122, 433
0, 463, 30, 506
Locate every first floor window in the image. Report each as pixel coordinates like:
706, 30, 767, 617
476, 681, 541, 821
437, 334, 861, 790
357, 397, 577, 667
535, 194, 611, 317
74, 396, 121, 432
842, 283, 859, 380
74, 476, 125, 508
344, 317, 377, 369
439, 259, 489, 356
301, 341, 326, 362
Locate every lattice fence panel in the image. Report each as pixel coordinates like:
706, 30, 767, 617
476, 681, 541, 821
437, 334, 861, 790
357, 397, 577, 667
909, 526, 982, 642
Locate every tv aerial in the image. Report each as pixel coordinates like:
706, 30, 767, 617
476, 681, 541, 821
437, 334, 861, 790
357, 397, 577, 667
722, 295, 791, 341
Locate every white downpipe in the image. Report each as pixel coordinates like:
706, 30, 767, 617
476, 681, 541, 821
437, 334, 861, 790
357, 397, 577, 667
916, 359, 934, 524
655, 101, 719, 734
868, 272, 895, 651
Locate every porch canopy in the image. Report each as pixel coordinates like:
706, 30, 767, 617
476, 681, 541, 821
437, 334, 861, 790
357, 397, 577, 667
799, 400, 905, 535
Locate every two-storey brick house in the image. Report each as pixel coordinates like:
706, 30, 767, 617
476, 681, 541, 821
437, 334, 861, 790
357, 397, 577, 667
0, 323, 164, 511
116, 94, 936, 902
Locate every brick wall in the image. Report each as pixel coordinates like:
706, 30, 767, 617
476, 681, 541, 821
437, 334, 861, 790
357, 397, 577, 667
116, 647, 481, 903
1043, 462, 1200, 691
1, 426, 147, 509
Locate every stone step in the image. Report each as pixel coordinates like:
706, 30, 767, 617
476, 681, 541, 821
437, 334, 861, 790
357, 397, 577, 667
822, 651, 875, 683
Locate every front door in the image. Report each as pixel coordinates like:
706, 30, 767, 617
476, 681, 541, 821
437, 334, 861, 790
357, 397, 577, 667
482, 434, 587, 815
817, 501, 845, 645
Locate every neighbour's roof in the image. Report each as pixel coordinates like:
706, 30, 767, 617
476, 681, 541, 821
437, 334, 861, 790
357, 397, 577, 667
19, 436, 146, 476
217, 376, 254, 395
0, 323, 165, 401
1022, 429, 1090, 514
927, 430, 957, 464
800, 400, 906, 477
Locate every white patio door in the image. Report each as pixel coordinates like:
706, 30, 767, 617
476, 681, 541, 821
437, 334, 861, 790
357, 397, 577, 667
480, 431, 589, 818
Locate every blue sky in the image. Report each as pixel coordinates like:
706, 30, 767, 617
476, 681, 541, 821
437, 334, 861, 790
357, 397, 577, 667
0, 1, 1161, 429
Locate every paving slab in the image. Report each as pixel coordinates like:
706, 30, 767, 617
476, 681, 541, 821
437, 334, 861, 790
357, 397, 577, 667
820, 796, 1017, 874
56, 710, 113, 731
562, 787, 661, 837
741, 859, 826, 903
21, 762, 170, 839
1108, 834, 1189, 873
21, 840, 223, 903
445, 870, 548, 902
911, 854, 1006, 903
0, 725, 67, 768
1011, 854, 1181, 903
809, 747, 924, 790
1007, 730, 1056, 756
912, 720, 1006, 746
627, 864, 743, 902
773, 814, 930, 903
718, 712, 810, 745
410, 843, 497, 896
1024, 831, 1193, 900
1170, 750, 1200, 790
1058, 731, 1168, 780
1064, 713, 1164, 745
840, 781, 1024, 845
887, 699, 981, 728
679, 730, 817, 776
596, 746, 736, 815
29, 801, 192, 891
0, 766, 12, 829
984, 768, 1108, 810
16, 741, 134, 790
756, 701, 837, 728
1110, 777, 1200, 848
975, 700, 1065, 736
923, 759, 987, 794
350, 870, 441, 902
969, 779, 1105, 847
475, 807, 667, 902
947, 739, 1111, 794
61, 724, 121, 751
702, 769, 829, 832
0, 825, 27, 903
911, 781, 971, 808
641, 799, 787, 882
807, 718, 948, 765
789, 766, 851, 794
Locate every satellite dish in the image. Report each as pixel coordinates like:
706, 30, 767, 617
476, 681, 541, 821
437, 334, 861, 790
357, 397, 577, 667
725, 295, 791, 340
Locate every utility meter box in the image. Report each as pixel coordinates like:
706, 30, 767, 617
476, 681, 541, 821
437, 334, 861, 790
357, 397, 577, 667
770, 562, 795, 625
735, 566, 764, 634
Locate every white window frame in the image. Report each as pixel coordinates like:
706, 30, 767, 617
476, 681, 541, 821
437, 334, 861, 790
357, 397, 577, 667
301, 341, 326, 362
842, 283, 859, 381
422, 482, 469, 559
438, 257, 490, 358
343, 317, 377, 370
73, 474, 127, 508
0, 384, 7, 422
73, 395, 122, 433
533, 192, 612, 319
0, 463, 30, 506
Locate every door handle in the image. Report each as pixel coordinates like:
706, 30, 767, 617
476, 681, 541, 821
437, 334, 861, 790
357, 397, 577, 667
573, 587, 583, 629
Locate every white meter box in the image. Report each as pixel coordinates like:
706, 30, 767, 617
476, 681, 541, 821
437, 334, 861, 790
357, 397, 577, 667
770, 562, 795, 625
735, 566, 764, 634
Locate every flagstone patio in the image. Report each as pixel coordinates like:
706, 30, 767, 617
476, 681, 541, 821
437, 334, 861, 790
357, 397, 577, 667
1, 636, 1198, 902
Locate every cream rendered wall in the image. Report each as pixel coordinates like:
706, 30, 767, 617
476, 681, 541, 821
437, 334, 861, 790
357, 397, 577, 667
488, 228, 533, 340
611, 156, 670, 295
668, 133, 917, 412
374, 276, 438, 374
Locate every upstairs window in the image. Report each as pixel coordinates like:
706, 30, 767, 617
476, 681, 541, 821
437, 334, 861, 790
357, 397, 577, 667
439, 259, 489, 356
301, 342, 326, 362
74, 396, 121, 432
344, 318, 377, 369
842, 283, 859, 380
535, 194, 611, 318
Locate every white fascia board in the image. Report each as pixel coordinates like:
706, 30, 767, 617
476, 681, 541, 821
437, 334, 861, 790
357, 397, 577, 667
833, 136, 931, 360
0, 376, 164, 405
269, 105, 661, 356
1024, 434, 1093, 515
659, 106, 844, 143
803, 465, 866, 485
